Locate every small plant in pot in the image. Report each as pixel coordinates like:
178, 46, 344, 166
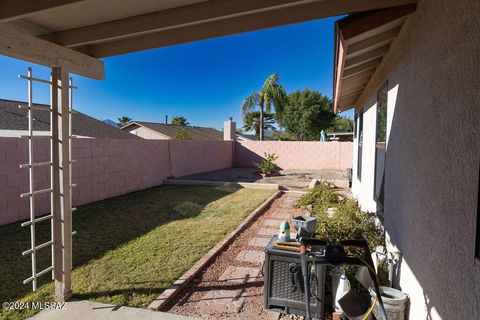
254, 152, 279, 177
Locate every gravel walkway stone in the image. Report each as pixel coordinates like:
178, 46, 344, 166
271, 213, 291, 219
263, 219, 285, 227
257, 228, 279, 236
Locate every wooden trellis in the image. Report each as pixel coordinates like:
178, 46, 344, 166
18, 67, 76, 300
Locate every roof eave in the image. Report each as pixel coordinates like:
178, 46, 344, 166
332, 4, 416, 113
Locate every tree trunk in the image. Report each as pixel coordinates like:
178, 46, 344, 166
259, 105, 264, 141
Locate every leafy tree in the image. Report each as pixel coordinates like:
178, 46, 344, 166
242, 111, 276, 140
327, 116, 354, 133
172, 128, 192, 140
279, 89, 335, 140
271, 131, 296, 141
241, 73, 286, 141
171, 116, 189, 126
117, 116, 132, 126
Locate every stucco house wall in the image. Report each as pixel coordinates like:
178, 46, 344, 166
351, 0, 480, 318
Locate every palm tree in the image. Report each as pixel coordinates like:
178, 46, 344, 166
171, 116, 189, 126
117, 116, 132, 126
241, 73, 286, 141
243, 111, 276, 140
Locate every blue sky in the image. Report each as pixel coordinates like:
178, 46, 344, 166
0, 16, 351, 130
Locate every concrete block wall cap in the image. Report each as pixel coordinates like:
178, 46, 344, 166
163, 179, 279, 190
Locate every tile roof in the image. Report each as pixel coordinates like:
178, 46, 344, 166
0, 99, 137, 139
128, 121, 224, 141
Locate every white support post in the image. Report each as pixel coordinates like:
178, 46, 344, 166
51, 67, 73, 302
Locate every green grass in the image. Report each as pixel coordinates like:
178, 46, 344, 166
0, 185, 275, 320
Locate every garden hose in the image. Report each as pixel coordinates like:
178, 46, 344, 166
358, 256, 381, 320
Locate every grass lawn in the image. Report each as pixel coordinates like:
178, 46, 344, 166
0, 185, 275, 320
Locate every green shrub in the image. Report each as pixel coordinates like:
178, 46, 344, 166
299, 182, 384, 251
254, 152, 279, 174
299, 182, 389, 288
297, 181, 339, 211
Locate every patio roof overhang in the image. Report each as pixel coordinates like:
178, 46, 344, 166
332, 4, 416, 113
0, 0, 418, 79
1, 0, 419, 302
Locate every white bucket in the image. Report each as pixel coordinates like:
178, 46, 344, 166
371, 286, 408, 320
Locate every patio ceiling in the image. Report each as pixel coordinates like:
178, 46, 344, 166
1, 0, 418, 63
333, 4, 416, 113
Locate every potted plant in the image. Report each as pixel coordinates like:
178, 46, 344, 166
254, 152, 279, 177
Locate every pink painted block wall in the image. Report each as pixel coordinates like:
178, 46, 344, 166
0, 138, 350, 226
0, 137, 233, 226
235, 141, 353, 170
170, 140, 233, 177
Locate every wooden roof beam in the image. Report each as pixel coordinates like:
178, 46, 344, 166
338, 4, 416, 41
339, 89, 364, 101
0, 0, 85, 23
41, 0, 312, 48
344, 45, 389, 69
342, 69, 375, 88
341, 82, 370, 96
338, 96, 357, 107
0, 25, 104, 79
56, 0, 417, 57
342, 57, 382, 79
346, 27, 401, 57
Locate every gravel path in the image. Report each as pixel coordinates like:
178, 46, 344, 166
163, 192, 305, 319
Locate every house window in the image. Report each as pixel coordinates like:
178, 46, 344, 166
374, 83, 388, 206
357, 108, 363, 180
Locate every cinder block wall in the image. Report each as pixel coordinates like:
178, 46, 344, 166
170, 140, 234, 177
0, 138, 233, 225
235, 141, 352, 170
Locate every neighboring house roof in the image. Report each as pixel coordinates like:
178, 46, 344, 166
122, 121, 224, 141
236, 133, 255, 141
103, 119, 119, 127
0, 99, 137, 139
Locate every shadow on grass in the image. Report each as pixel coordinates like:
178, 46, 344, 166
0, 185, 233, 304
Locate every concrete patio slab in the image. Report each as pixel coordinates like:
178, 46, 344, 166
29, 300, 196, 320
195, 288, 245, 313
177, 168, 349, 190
249, 237, 271, 247
235, 250, 265, 264
218, 266, 261, 284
